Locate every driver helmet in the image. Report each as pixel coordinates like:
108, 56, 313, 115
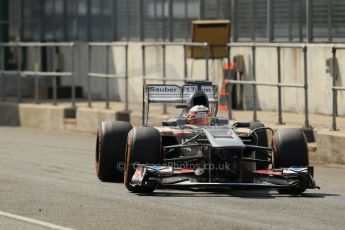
187, 105, 211, 126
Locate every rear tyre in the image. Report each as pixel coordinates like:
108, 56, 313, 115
96, 121, 132, 182
250, 122, 269, 170
125, 127, 161, 193
273, 128, 309, 194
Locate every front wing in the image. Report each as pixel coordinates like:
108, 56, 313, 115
130, 165, 319, 191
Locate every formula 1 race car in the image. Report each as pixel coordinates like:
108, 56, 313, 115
96, 80, 319, 194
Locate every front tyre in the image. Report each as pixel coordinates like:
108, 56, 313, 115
273, 128, 309, 194
125, 127, 161, 193
96, 121, 132, 182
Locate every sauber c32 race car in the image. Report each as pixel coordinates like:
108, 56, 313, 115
96, 81, 319, 194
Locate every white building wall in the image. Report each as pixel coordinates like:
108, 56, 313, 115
42, 42, 345, 116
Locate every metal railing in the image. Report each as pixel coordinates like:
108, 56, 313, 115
141, 42, 210, 82
141, 42, 210, 122
331, 46, 345, 131
0, 42, 75, 107
226, 43, 310, 128
1, 41, 344, 131
87, 42, 129, 111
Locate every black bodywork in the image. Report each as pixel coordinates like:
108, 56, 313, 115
129, 81, 319, 193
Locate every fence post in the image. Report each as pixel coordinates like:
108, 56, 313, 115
141, 45, 146, 125
71, 43, 76, 108
52, 47, 57, 105
162, 44, 167, 114
0, 45, 5, 101
125, 44, 129, 111
277, 46, 284, 125
88, 44, 92, 108
105, 44, 110, 109
184, 44, 187, 81
331, 47, 338, 131
303, 46, 310, 128
17, 45, 22, 102
34, 46, 39, 104
252, 45, 257, 121
227, 45, 233, 120
204, 43, 209, 81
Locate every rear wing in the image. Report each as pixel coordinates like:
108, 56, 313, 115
142, 81, 218, 126
146, 84, 218, 103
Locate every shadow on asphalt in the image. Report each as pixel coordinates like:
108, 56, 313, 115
137, 190, 339, 199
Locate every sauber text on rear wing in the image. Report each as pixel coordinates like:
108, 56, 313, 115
146, 84, 218, 103
142, 81, 218, 126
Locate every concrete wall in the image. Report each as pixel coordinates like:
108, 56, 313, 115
231, 45, 345, 115
63, 42, 344, 116
59, 43, 224, 104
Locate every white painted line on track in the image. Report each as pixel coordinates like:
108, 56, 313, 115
0, 211, 75, 230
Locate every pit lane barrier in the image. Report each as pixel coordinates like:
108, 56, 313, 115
226, 43, 311, 130
87, 42, 129, 115
331, 46, 345, 131
1, 42, 344, 131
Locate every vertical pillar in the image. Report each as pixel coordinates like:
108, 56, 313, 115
277, 46, 284, 125
17, 45, 21, 102
252, 46, 257, 121
184, 0, 188, 40
162, 44, 167, 114
71, 44, 76, 108
252, 0, 256, 41
0, 45, 5, 101
105, 45, 110, 109
199, 0, 205, 20
154, 0, 158, 41
125, 44, 129, 111
303, 46, 310, 128
139, 0, 144, 41
331, 47, 337, 131
141, 45, 146, 125
34, 46, 39, 104
204, 44, 209, 81
267, 0, 273, 42
328, 0, 333, 42
183, 44, 187, 80
87, 0, 91, 41
306, 0, 313, 42
88, 44, 92, 107
168, 0, 173, 41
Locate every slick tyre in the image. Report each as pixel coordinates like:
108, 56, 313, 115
273, 128, 309, 168
273, 128, 309, 194
125, 127, 161, 193
96, 121, 132, 182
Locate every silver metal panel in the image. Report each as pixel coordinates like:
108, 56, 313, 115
147, 84, 217, 103
201, 127, 245, 149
